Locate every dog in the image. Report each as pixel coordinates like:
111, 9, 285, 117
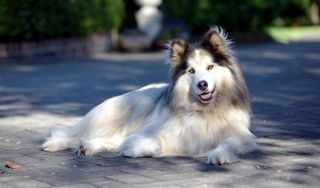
42, 27, 257, 165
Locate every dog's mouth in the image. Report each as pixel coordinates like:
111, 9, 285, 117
198, 89, 215, 103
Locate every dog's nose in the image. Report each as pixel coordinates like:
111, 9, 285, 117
197, 80, 208, 91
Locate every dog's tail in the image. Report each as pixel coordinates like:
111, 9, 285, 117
42, 127, 79, 152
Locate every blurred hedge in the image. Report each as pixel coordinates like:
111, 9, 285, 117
161, 0, 312, 32
0, 0, 124, 41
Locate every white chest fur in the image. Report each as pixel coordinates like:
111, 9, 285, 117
157, 111, 232, 155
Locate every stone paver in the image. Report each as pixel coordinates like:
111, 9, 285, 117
0, 41, 319, 187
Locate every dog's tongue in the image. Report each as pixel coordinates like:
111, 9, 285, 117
200, 92, 212, 100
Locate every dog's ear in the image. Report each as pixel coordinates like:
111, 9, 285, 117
169, 39, 189, 70
202, 27, 230, 61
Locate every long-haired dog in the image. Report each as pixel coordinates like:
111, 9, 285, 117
42, 27, 256, 165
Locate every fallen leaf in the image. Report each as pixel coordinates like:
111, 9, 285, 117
5, 160, 22, 170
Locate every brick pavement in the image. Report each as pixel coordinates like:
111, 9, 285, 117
0, 41, 319, 187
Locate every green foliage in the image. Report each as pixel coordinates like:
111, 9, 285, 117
272, 0, 312, 26
161, 0, 312, 32
0, 0, 124, 41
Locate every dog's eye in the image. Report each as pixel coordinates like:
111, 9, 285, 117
188, 68, 195, 74
207, 65, 214, 70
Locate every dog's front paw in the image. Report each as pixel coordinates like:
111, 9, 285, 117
121, 147, 143, 158
207, 148, 239, 165
121, 143, 157, 158
121, 136, 160, 158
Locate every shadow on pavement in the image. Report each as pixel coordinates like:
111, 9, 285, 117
238, 41, 320, 140
1, 41, 319, 140
0, 41, 319, 186
0, 54, 168, 117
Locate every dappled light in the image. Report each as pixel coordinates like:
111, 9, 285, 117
0, 0, 319, 185
0, 40, 319, 187
0, 54, 168, 119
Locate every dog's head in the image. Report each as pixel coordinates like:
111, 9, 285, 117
168, 27, 248, 110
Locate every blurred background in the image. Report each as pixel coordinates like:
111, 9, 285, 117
0, 2, 320, 187
0, 0, 319, 57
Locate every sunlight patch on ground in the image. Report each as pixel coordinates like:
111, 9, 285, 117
0, 112, 81, 134
266, 26, 320, 43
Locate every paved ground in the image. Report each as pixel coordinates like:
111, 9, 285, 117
0, 40, 319, 188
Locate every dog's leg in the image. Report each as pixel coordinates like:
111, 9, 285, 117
75, 137, 122, 156
207, 133, 256, 165
120, 134, 160, 158
42, 129, 79, 152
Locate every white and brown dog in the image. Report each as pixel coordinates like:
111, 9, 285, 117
42, 27, 256, 165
